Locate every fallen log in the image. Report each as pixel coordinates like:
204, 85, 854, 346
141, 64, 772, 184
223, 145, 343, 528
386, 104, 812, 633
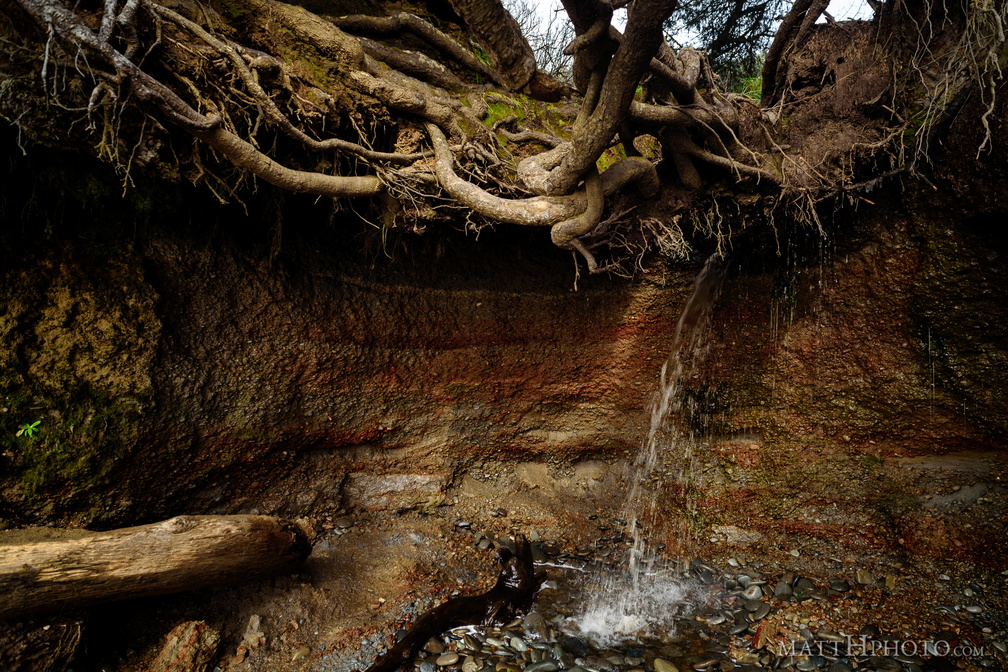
0, 514, 314, 619
364, 534, 539, 672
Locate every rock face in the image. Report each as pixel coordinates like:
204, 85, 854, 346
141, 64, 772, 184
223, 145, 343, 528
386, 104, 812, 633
0, 152, 1005, 571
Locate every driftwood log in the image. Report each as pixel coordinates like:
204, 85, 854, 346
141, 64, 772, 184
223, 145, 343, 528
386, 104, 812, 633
0, 514, 314, 619
365, 534, 539, 672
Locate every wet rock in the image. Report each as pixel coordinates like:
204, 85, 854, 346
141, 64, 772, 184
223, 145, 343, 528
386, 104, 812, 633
856, 570, 875, 585
438, 652, 461, 666
525, 662, 560, 672
425, 639, 446, 654
421, 662, 438, 672
817, 630, 844, 643
859, 624, 881, 639
655, 658, 679, 672
558, 636, 593, 658
774, 582, 793, 599
693, 658, 720, 671
728, 621, 750, 636
523, 612, 548, 638
749, 603, 771, 621
742, 585, 763, 600
869, 657, 901, 672
586, 655, 616, 672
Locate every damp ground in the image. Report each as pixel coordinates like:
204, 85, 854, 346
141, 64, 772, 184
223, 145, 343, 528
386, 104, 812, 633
36, 446, 1007, 672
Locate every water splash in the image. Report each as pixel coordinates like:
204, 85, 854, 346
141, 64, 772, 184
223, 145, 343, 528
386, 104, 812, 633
574, 254, 725, 644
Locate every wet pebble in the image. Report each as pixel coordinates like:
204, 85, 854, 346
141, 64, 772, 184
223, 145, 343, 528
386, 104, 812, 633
336, 516, 355, 529
870, 657, 900, 672
817, 630, 844, 643
463, 659, 482, 672
774, 582, 793, 599
742, 585, 763, 600
965, 605, 983, 614
693, 659, 720, 671
437, 653, 460, 667
425, 639, 446, 655
655, 658, 679, 672
728, 621, 750, 636
855, 569, 875, 585
525, 662, 559, 672
586, 655, 616, 672
420, 662, 437, 672
749, 603, 771, 621
795, 660, 817, 671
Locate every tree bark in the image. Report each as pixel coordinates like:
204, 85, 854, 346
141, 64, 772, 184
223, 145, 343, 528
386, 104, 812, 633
0, 515, 314, 619
446, 0, 537, 91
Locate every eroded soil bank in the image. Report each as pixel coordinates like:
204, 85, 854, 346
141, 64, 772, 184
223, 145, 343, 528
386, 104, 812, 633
1, 146, 1006, 671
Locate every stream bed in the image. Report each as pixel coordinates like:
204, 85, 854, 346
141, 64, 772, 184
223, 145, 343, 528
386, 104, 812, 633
386, 542, 1005, 672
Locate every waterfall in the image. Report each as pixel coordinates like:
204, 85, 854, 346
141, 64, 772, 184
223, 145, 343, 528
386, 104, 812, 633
575, 254, 724, 643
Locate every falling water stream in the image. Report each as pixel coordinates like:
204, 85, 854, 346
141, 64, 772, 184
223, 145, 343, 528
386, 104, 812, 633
574, 254, 725, 643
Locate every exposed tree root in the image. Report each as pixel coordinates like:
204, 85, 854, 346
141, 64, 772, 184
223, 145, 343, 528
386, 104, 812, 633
4, 0, 998, 275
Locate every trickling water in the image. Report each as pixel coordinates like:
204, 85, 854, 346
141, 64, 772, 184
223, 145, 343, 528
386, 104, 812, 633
574, 254, 725, 643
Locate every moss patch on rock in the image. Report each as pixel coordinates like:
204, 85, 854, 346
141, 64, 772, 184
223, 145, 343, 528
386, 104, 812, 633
0, 243, 159, 524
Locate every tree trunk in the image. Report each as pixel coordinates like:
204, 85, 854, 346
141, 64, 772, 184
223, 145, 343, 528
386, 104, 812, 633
0, 515, 314, 619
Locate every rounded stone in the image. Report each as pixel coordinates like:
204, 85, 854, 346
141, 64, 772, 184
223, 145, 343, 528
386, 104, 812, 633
437, 653, 461, 667
743, 585, 763, 600
525, 662, 559, 672
655, 658, 679, 672
750, 603, 771, 621
426, 639, 446, 655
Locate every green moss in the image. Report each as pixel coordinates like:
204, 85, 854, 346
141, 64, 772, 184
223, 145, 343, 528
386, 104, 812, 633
443, 381, 474, 398
0, 365, 148, 521
596, 143, 627, 172
860, 453, 883, 472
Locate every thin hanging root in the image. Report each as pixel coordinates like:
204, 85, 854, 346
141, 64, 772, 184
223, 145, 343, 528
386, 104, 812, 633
671, 134, 781, 185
